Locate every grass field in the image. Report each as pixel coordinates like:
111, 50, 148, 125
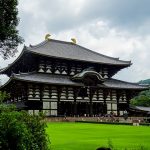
46, 122, 150, 150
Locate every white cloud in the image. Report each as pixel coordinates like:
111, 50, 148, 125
53, 20, 150, 82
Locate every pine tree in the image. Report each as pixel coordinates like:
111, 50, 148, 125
0, 0, 24, 59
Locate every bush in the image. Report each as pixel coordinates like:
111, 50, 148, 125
0, 91, 10, 103
0, 104, 50, 150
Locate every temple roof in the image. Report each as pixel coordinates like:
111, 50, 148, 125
1, 73, 148, 90
130, 106, 150, 113
103, 78, 148, 89
25, 39, 131, 66
0, 39, 132, 75
133, 106, 150, 112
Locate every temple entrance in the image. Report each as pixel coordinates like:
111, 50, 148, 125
92, 102, 105, 116
58, 101, 105, 116
58, 101, 90, 116
76, 102, 90, 116
58, 101, 74, 116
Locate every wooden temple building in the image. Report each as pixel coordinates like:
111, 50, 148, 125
0, 37, 148, 116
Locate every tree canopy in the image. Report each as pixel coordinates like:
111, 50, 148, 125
0, 0, 23, 59
0, 105, 50, 150
138, 79, 150, 85
130, 90, 150, 107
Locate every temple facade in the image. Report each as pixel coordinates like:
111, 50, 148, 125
0, 37, 147, 116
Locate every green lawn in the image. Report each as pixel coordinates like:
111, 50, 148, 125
46, 122, 150, 150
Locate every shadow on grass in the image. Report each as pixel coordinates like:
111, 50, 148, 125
96, 139, 148, 150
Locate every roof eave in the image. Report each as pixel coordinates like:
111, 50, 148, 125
0, 46, 26, 75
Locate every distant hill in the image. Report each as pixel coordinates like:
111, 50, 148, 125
138, 79, 150, 85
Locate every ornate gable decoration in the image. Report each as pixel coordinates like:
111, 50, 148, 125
71, 67, 104, 86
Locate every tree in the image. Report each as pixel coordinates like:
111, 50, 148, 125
138, 79, 150, 85
0, 105, 50, 150
130, 90, 150, 107
0, 91, 50, 149
0, 0, 24, 59
0, 91, 9, 104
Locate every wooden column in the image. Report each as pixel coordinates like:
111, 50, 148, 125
86, 102, 89, 115
24, 83, 28, 101
89, 87, 93, 116
57, 86, 61, 116
39, 84, 43, 112
39, 84, 43, 102
116, 90, 121, 116
73, 87, 77, 116
103, 89, 109, 114
125, 90, 130, 112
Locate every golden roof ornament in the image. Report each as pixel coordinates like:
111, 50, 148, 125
45, 34, 51, 40
71, 38, 77, 44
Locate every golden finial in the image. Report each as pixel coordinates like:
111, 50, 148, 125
71, 38, 77, 44
45, 34, 51, 40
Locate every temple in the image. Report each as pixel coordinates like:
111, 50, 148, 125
0, 37, 148, 116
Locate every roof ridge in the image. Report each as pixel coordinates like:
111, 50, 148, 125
26, 40, 48, 49
26, 39, 72, 50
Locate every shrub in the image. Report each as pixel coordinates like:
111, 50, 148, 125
0, 104, 50, 150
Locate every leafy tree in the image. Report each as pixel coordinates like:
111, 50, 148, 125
0, 91, 50, 150
0, 105, 50, 150
130, 90, 150, 107
0, 91, 9, 104
0, 0, 24, 59
138, 79, 150, 85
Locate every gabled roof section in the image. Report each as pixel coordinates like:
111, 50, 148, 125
1, 73, 148, 90
25, 39, 131, 66
0, 48, 26, 74
72, 70, 104, 83
129, 105, 150, 113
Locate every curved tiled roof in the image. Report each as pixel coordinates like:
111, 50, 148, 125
1, 73, 147, 90
0, 39, 131, 75
104, 78, 148, 90
25, 39, 131, 66
129, 106, 150, 112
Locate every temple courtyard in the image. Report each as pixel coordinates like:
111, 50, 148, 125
47, 122, 150, 150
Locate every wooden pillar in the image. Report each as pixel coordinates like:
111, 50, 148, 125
125, 90, 129, 112
39, 84, 43, 112
89, 87, 93, 117
73, 87, 77, 116
57, 86, 61, 116
57, 86, 62, 103
103, 89, 109, 114
74, 102, 77, 116
86, 102, 89, 115
116, 90, 121, 116
71, 102, 74, 117
39, 84, 43, 102
24, 83, 28, 101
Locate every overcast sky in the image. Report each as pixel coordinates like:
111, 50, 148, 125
0, 0, 150, 83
